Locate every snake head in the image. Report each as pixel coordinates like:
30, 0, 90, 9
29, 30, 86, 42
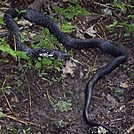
51, 50, 70, 60
37, 48, 70, 60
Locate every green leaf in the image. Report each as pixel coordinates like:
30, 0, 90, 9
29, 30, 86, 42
128, 15, 134, 19
0, 42, 29, 60
15, 9, 27, 14
41, 58, 52, 66
61, 23, 77, 33
35, 61, 42, 69
54, 100, 72, 112
5, 89, 11, 95
19, 10, 27, 13
53, 5, 89, 19
0, 45, 16, 57
15, 51, 29, 60
113, 0, 126, 12
0, 17, 4, 25
106, 20, 118, 30
0, 112, 5, 118
5, 86, 11, 89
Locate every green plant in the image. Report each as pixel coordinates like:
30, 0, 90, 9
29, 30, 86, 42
112, 0, 133, 12
0, 3, 90, 79
128, 15, 134, 19
113, 0, 126, 12
1, 0, 8, 6
0, 17, 4, 25
22, 127, 31, 134
106, 19, 134, 36
35, 57, 62, 71
61, 22, 77, 33
106, 20, 118, 30
0, 111, 5, 118
117, 22, 134, 32
71, 0, 82, 3
0, 38, 29, 59
53, 100, 72, 112
30, 4, 90, 75
53, 4, 89, 19
0, 85, 12, 95
15, 9, 27, 14
56, 120, 68, 128
33, 28, 58, 50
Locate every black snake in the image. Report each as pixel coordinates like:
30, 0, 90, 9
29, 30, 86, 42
4, 7, 127, 134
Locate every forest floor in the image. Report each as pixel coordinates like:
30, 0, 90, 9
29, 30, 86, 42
0, 1, 134, 134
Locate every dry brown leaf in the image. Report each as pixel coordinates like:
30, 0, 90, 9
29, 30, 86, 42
106, 94, 118, 107
76, 29, 85, 39
120, 82, 128, 89
62, 60, 76, 76
84, 25, 97, 38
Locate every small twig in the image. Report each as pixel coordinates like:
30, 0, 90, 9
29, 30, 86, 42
112, 11, 124, 21
0, 30, 8, 37
124, 124, 134, 134
93, 2, 110, 8
23, 0, 29, 5
128, 99, 134, 104
70, 57, 88, 66
91, 54, 98, 71
1, 78, 16, 115
111, 118, 122, 122
13, 34, 17, 51
94, 1, 124, 22
93, 2, 115, 10
85, 54, 98, 79
2, 113, 39, 127
46, 89, 54, 105
95, 24, 102, 38
24, 75, 32, 118
0, 7, 9, 11
99, 23, 107, 39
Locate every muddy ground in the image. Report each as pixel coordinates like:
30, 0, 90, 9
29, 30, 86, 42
0, 1, 134, 134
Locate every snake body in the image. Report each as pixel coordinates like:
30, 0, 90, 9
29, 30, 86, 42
4, 7, 127, 134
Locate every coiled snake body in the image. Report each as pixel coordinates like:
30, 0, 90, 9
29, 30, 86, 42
4, 7, 127, 134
